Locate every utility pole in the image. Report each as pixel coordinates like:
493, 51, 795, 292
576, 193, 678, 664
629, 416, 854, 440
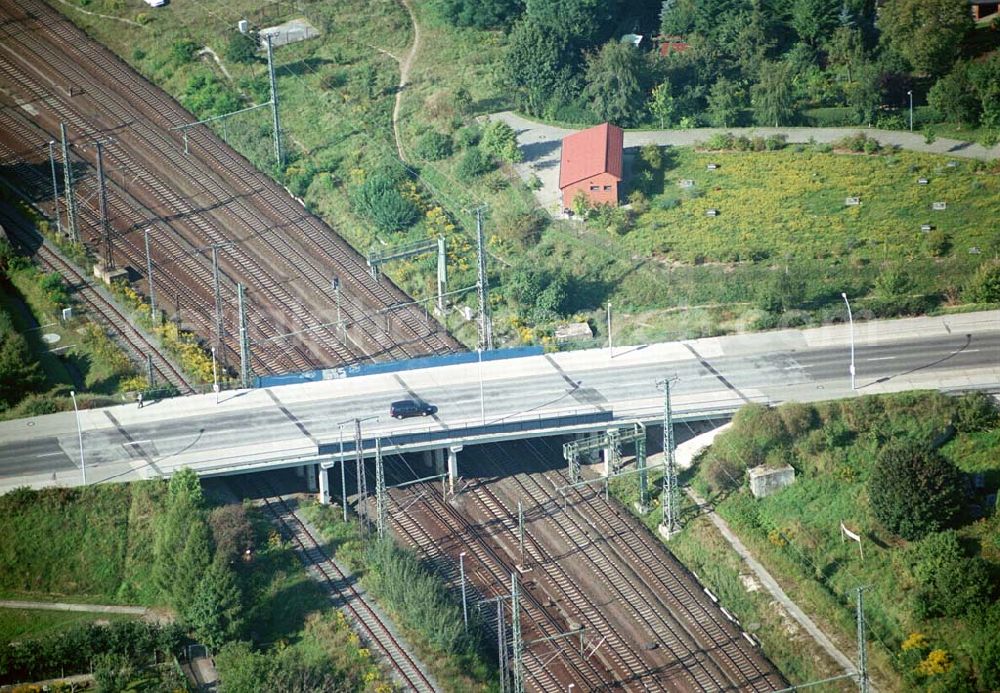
437, 236, 447, 312
496, 598, 509, 693
856, 586, 869, 693
265, 34, 284, 167
212, 245, 226, 369
237, 283, 252, 388
517, 499, 525, 568
144, 228, 156, 322
146, 354, 154, 387
355, 419, 368, 536
60, 123, 78, 243
658, 377, 680, 537
374, 437, 387, 539
636, 426, 648, 513
95, 141, 113, 269
475, 206, 493, 351
510, 573, 524, 693
459, 552, 468, 630
47, 141, 62, 236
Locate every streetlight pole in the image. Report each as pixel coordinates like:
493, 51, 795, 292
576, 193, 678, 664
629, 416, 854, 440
331, 276, 342, 339
338, 423, 348, 521
607, 301, 613, 358
841, 292, 856, 390
459, 551, 468, 630
69, 390, 85, 485
211, 346, 220, 404
907, 90, 913, 132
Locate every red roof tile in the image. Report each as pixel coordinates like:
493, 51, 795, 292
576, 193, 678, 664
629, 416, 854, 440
559, 123, 624, 189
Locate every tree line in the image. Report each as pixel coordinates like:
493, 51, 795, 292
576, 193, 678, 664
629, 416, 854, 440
432, 0, 999, 140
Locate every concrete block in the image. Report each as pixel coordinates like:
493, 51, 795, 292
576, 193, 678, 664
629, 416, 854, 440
748, 464, 795, 499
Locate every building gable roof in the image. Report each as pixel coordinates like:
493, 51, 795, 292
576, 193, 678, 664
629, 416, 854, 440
559, 123, 624, 189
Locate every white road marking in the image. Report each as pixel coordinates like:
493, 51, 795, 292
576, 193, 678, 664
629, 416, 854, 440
36, 452, 62, 458
867, 356, 897, 361
123, 439, 152, 447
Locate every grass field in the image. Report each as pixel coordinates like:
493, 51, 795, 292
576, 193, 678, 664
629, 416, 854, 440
0, 483, 166, 604
0, 608, 133, 642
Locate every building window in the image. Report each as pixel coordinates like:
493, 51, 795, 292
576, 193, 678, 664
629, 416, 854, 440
590, 185, 600, 191
603, 185, 612, 191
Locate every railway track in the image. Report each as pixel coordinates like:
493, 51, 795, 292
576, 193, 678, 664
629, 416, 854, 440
234, 475, 437, 693
0, 202, 195, 394
0, 0, 462, 376
0, 87, 323, 375
497, 438, 787, 691
385, 471, 611, 691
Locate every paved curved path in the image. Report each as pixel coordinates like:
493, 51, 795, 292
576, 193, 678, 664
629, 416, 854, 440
491, 110, 1000, 214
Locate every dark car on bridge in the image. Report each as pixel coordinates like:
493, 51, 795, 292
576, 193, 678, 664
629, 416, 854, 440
390, 399, 437, 419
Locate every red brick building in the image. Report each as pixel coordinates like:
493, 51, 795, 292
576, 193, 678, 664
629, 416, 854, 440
559, 123, 624, 211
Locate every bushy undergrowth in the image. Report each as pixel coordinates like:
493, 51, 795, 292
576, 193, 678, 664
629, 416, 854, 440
303, 502, 494, 692
693, 391, 1000, 691
0, 620, 184, 686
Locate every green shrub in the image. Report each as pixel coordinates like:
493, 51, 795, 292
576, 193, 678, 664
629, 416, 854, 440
953, 392, 998, 432
365, 539, 482, 656
868, 440, 963, 540
704, 132, 734, 150
587, 204, 633, 235
876, 112, 906, 130
454, 124, 481, 149
909, 531, 992, 618
170, 39, 199, 65
639, 144, 663, 169
349, 169, 419, 233
965, 260, 1000, 303
413, 131, 453, 161
480, 120, 522, 163
764, 134, 787, 151
925, 229, 952, 257
0, 310, 43, 410
320, 69, 348, 90
225, 31, 258, 64
457, 148, 495, 179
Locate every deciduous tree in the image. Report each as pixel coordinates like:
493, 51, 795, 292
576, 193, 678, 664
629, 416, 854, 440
500, 20, 567, 116
868, 440, 962, 540
751, 61, 796, 126
187, 562, 244, 648
648, 80, 676, 128
583, 41, 645, 126
879, 0, 972, 76
706, 76, 742, 127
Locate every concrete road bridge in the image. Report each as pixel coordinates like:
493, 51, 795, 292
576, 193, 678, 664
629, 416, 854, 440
0, 310, 997, 497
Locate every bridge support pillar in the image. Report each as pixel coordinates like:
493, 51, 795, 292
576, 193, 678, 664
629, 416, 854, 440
433, 448, 445, 476
422, 449, 433, 470
448, 445, 462, 496
305, 464, 318, 493
318, 464, 330, 505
